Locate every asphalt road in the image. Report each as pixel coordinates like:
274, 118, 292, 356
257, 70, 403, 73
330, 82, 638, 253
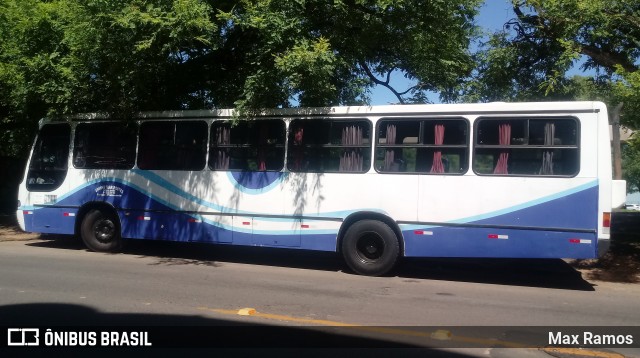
1, 234, 639, 357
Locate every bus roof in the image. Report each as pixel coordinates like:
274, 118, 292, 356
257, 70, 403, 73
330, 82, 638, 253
42, 101, 606, 124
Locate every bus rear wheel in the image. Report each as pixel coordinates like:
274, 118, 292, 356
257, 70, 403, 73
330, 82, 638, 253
80, 208, 122, 252
341, 220, 399, 276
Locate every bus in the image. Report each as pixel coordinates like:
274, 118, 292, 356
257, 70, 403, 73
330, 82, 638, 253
16, 102, 627, 276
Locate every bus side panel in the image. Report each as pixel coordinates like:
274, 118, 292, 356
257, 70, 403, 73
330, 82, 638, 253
471, 183, 598, 231
118, 211, 337, 251
404, 184, 599, 258
403, 226, 597, 258
119, 210, 210, 242
21, 207, 77, 235
299, 233, 339, 251
51, 178, 339, 251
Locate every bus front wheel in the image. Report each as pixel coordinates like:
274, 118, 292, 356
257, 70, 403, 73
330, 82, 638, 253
341, 220, 399, 276
80, 209, 122, 252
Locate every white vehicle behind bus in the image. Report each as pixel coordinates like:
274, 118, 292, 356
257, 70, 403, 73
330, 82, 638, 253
625, 204, 640, 211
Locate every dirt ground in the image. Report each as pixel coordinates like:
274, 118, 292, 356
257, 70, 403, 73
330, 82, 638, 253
0, 214, 39, 242
1, 213, 638, 283
569, 228, 640, 283
570, 212, 640, 283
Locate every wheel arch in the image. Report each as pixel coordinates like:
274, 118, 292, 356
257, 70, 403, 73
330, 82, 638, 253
337, 211, 404, 256
74, 201, 121, 237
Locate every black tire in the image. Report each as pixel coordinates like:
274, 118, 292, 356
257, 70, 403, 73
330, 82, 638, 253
341, 220, 399, 276
80, 208, 122, 252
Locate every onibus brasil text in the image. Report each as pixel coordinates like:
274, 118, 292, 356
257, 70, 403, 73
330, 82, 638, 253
40, 329, 151, 347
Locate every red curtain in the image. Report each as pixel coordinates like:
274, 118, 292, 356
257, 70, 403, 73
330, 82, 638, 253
539, 122, 555, 175
339, 125, 363, 171
493, 123, 510, 174
257, 123, 268, 171
214, 126, 230, 170
383, 124, 396, 171
430, 124, 445, 173
291, 127, 304, 171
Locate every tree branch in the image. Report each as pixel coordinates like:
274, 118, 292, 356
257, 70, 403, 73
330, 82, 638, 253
343, 0, 382, 17
360, 62, 406, 104
611, 102, 624, 180
580, 44, 638, 73
513, 3, 638, 74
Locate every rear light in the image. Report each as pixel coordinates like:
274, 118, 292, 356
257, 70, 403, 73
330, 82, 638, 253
603, 212, 611, 234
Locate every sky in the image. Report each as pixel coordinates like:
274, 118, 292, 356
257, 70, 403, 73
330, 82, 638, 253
369, 1, 519, 105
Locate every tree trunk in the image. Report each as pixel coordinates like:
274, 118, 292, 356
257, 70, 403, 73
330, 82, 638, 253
611, 102, 623, 180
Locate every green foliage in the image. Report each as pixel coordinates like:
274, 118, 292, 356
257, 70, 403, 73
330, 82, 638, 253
0, 0, 481, 155
0, 0, 217, 155
455, 0, 640, 129
452, 0, 640, 187
612, 69, 640, 129
219, 0, 481, 109
623, 137, 640, 193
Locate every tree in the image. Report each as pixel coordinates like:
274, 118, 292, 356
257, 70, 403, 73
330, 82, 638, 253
623, 137, 640, 193
0, 0, 481, 156
454, 0, 640, 184
0, 0, 218, 156
456, 0, 640, 120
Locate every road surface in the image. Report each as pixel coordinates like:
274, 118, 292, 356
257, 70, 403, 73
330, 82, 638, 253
1, 233, 639, 357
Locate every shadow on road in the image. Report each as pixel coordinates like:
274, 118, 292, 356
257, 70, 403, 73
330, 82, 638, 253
397, 258, 594, 291
26, 236, 594, 291
0, 303, 474, 357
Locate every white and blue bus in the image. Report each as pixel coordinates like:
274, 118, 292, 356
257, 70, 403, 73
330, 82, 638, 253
16, 102, 627, 275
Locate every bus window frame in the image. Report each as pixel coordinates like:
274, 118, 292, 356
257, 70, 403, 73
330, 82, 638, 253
472, 116, 581, 178
286, 117, 373, 174
137, 119, 209, 171
373, 116, 470, 175
72, 121, 138, 170
208, 118, 287, 172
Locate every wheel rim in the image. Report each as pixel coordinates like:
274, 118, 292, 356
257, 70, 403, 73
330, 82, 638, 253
355, 232, 385, 262
93, 219, 115, 243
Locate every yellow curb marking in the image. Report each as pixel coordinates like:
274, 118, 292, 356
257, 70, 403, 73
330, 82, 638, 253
542, 348, 624, 358
237, 308, 256, 316
198, 307, 526, 348
199, 306, 627, 357
207, 308, 357, 327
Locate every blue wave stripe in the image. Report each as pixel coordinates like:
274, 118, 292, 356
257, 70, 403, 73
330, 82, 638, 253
226, 171, 286, 194
452, 180, 598, 224
400, 180, 599, 231
132, 169, 383, 219
132, 170, 230, 212
22, 173, 598, 235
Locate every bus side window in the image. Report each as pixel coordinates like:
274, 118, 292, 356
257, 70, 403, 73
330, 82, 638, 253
209, 119, 285, 172
138, 121, 207, 171
286, 119, 371, 173
473, 117, 579, 176
375, 119, 468, 174
73, 122, 136, 169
